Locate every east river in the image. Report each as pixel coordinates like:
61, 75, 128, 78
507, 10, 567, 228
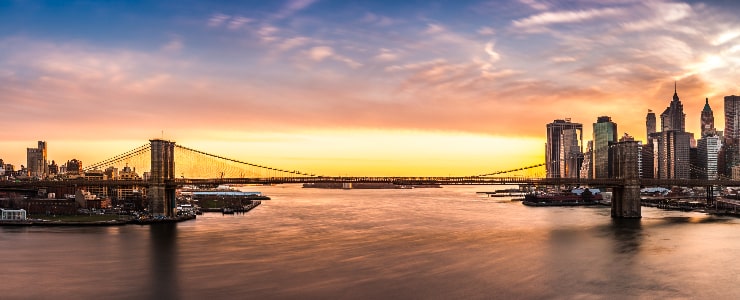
3, 185, 740, 299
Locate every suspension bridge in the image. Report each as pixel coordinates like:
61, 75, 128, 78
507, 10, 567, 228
1, 139, 739, 218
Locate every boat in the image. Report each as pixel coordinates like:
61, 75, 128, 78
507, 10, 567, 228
522, 190, 602, 207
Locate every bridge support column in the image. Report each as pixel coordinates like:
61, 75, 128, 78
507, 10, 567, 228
149, 139, 176, 217
611, 140, 641, 218
612, 183, 641, 218
706, 185, 715, 208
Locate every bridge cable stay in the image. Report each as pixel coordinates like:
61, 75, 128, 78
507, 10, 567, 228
475, 163, 545, 177
83, 144, 152, 171
173, 144, 318, 178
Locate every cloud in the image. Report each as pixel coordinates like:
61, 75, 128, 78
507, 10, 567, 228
277, 36, 310, 51
208, 13, 229, 27
361, 12, 394, 26
275, 0, 318, 19
512, 7, 624, 29
309, 46, 333, 61
161, 36, 183, 52
228, 16, 252, 30
620, 2, 691, 32
712, 30, 740, 46
519, 0, 550, 11
386, 59, 447, 72
551, 56, 576, 63
306, 46, 361, 68
257, 25, 280, 42
425, 23, 446, 34
477, 26, 495, 36
374, 48, 400, 62
484, 42, 500, 62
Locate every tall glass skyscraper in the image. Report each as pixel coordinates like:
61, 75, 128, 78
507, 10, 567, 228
593, 116, 617, 178
546, 119, 583, 178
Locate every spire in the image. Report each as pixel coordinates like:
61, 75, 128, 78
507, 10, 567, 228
672, 81, 679, 102
703, 97, 712, 112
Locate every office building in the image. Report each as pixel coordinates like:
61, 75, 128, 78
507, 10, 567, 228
649, 83, 693, 179
660, 83, 686, 132
646, 110, 656, 140
593, 116, 617, 178
698, 135, 722, 180
701, 98, 716, 137
546, 119, 583, 178
26, 141, 47, 178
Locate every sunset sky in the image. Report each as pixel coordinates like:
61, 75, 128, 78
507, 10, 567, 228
2, 0, 740, 176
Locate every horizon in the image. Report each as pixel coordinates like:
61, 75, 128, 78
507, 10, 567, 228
2, 0, 740, 176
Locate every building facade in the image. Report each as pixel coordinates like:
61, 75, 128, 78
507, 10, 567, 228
725, 95, 740, 140
646, 110, 656, 139
660, 83, 686, 132
722, 95, 740, 176
698, 135, 722, 180
593, 116, 617, 178
701, 98, 716, 137
546, 119, 583, 178
26, 141, 47, 178
650, 83, 692, 179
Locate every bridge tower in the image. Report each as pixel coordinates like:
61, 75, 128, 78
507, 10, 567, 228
149, 139, 176, 217
611, 140, 641, 218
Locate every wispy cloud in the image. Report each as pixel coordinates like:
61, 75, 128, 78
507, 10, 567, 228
227, 16, 252, 30
374, 48, 400, 62
274, 0, 318, 19
361, 12, 394, 26
519, 0, 550, 11
306, 46, 362, 68
620, 1, 691, 32
161, 36, 183, 53
512, 7, 624, 29
207, 13, 229, 27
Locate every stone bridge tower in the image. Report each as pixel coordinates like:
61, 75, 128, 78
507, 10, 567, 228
611, 139, 641, 218
149, 139, 176, 217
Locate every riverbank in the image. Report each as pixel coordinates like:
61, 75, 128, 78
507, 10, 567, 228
0, 214, 196, 227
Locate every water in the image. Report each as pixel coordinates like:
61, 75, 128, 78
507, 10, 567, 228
3, 185, 740, 299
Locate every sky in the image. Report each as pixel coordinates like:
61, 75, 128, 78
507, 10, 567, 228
1, 0, 740, 176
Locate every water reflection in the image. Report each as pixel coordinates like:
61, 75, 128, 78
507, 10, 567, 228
610, 218, 643, 255
149, 223, 180, 300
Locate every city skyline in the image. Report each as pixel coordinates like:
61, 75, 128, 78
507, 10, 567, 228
2, 0, 740, 176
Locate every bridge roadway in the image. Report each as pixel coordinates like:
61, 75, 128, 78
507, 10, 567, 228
1, 177, 739, 188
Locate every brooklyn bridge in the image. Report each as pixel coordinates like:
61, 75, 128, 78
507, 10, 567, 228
2, 139, 739, 219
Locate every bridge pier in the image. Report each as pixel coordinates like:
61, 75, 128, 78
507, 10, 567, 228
611, 140, 641, 218
611, 182, 641, 218
149, 139, 176, 217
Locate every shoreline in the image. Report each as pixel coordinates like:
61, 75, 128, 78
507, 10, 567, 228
0, 214, 197, 227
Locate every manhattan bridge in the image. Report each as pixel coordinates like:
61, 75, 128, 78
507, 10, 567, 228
2, 139, 739, 219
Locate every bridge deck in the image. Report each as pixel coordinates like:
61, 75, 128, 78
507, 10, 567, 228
1, 177, 739, 188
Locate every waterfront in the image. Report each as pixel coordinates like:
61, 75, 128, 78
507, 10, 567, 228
3, 184, 740, 299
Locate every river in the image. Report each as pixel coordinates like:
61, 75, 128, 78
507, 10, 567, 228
2, 184, 740, 299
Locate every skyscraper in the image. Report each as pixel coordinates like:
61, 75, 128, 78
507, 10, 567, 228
724, 95, 740, 140
642, 110, 657, 179
701, 98, 715, 137
26, 141, 47, 178
646, 109, 656, 140
660, 82, 686, 132
698, 136, 722, 180
546, 119, 583, 178
652, 83, 692, 179
593, 116, 617, 178
721, 95, 740, 176
657, 130, 692, 179
580, 140, 593, 179
697, 98, 721, 179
